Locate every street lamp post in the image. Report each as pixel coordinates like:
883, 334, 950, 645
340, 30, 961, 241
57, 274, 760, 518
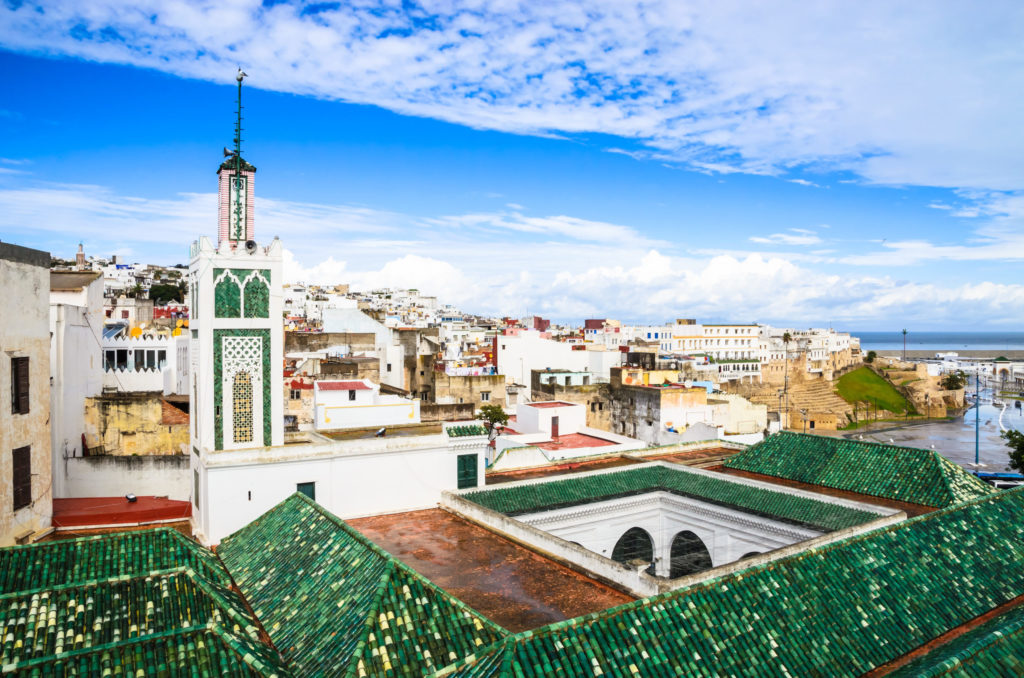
800, 409, 808, 434
902, 329, 908, 362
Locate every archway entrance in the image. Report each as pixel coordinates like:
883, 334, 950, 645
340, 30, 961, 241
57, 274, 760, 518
612, 527, 654, 573
669, 530, 713, 578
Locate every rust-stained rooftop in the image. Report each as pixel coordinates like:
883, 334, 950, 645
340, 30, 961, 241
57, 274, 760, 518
711, 465, 935, 517
348, 508, 633, 632
486, 454, 642, 484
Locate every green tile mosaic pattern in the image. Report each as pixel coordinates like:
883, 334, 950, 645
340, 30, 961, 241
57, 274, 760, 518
243, 272, 270, 318
218, 493, 507, 678
448, 425, 487, 438
0, 529, 227, 594
463, 465, 880, 532
215, 268, 242, 318
214, 328, 272, 451
431, 487, 1024, 678
0, 529, 287, 677
5, 627, 282, 677
723, 431, 994, 508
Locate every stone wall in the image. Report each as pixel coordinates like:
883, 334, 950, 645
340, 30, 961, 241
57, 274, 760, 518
420, 402, 476, 423
84, 394, 189, 456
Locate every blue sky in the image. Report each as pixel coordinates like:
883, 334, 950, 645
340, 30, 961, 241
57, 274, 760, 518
1, 1, 1023, 329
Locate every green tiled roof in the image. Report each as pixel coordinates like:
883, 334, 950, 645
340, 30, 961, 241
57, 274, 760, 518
433, 487, 1024, 677
462, 464, 881, 532
218, 493, 507, 677
0, 529, 287, 676
723, 431, 994, 507
889, 605, 1024, 677
448, 424, 487, 437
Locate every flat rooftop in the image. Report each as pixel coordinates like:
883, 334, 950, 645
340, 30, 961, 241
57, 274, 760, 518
534, 432, 617, 451
318, 422, 443, 440
348, 508, 632, 632
525, 401, 575, 409
487, 455, 643, 484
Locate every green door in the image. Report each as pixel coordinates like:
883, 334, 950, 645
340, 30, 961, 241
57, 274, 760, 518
457, 454, 478, 489
296, 482, 316, 500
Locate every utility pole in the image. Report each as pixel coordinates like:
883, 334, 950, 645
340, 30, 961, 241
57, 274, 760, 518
975, 370, 980, 466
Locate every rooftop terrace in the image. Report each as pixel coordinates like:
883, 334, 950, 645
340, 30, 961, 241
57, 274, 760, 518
348, 508, 632, 632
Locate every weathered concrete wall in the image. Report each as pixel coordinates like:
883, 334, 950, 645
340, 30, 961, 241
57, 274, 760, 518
532, 381, 613, 430
434, 373, 506, 409
84, 394, 189, 456
421, 402, 475, 423
284, 331, 377, 355
62, 455, 189, 500
0, 243, 53, 545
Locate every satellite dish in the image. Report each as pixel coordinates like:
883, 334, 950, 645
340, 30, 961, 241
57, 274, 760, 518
245, 240, 258, 254
138, 322, 146, 329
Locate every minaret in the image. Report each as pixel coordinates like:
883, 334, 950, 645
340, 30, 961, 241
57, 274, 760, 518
189, 71, 284, 540
218, 69, 256, 248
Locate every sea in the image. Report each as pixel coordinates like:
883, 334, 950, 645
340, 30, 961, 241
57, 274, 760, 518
855, 331, 1024, 353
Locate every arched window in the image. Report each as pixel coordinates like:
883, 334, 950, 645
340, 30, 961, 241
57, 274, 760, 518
215, 276, 241, 318
243, 275, 269, 318
611, 527, 654, 569
233, 371, 254, 444
740, 551, 761, 560
669, 530, 713, 578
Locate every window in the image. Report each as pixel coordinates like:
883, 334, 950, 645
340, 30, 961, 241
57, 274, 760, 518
480, 391, 490, 402
289, 389, 301, 400
387, 363, 392, 372
121, 310, 129, 319
193, 470, 200, 509
296, 482, 316, 500
103, 350, 115, 372
420, 370, 425, 376
12, 446, 30, 511
348, 390, 357, 401
11, 357, 29, 415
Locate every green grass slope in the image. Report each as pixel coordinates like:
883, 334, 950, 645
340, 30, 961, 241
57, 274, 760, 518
837, 366, 915, 414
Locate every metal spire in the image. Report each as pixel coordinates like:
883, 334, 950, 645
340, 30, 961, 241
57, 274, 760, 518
233, 68, 248, 242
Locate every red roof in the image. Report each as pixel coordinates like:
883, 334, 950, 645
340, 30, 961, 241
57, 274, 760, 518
317, 380, 372, 391
53, 496, 191, 528
289, 379, 313, 390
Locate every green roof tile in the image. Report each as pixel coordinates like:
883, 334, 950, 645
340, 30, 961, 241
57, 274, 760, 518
462, 464, 881, 532
889, 605, 1024, 677
0, 529, 287, 676
722, 431, 994, 507
431, 487, 1024, 677
218, 493, 507, 677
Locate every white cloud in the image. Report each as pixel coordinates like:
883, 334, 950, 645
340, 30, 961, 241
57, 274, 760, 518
2, 1, 1022, 192
750, 229, 823, 246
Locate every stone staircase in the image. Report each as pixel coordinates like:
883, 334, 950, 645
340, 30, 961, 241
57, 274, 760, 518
746, 378, 853, 422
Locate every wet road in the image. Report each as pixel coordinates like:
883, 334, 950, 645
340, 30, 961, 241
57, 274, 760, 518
843, 391, 1024, 470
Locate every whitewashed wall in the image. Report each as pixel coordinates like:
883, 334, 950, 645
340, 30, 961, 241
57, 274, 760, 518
193, 435, 487, 544
62, 455, 189, 500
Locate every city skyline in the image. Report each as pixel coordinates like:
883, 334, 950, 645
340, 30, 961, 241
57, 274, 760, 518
2, 2, 1023, 329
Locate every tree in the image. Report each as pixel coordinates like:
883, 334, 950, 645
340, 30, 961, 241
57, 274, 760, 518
1002, 429, 1024, 473
865, 350, 877, 364
940, 370, 967, 390
149, 283, 185, 304
476, 404, 509, 433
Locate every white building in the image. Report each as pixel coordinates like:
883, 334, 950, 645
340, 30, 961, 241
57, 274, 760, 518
314, 379, 420, 430
49, 270, 104, 493
497, 330, 622, 385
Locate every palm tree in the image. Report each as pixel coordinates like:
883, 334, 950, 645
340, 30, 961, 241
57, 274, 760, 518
782, 331, 792, 427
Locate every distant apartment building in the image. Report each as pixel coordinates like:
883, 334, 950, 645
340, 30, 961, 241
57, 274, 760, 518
0, 243, 53, 545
